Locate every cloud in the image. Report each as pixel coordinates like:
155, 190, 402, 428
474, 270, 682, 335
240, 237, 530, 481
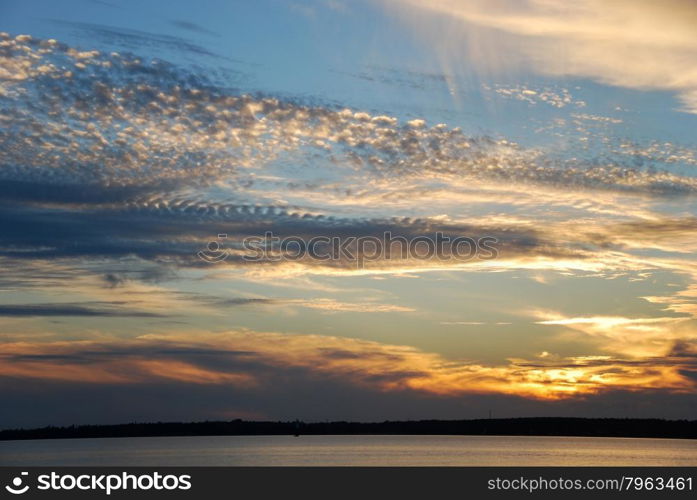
212, 297, 413, 313
50, 21, 227, 60
283, 299, 415, 313
337, 64, 450, 91
482, 83, 584, 108
169, 20, 220, 37
0, 303, 164, 318
386, 0, 697, 113
3, 31, 696, 212
0, 180, 577, 274
1, 31, 696, 424
1, 330, 694, 402
2, 32, 696, 292
534, 311, 697, 358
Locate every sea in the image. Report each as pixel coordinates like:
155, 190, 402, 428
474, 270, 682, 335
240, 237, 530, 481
1, 435, 696, 466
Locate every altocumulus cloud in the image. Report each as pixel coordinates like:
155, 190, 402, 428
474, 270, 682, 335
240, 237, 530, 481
2, 32, 697, 280
2, 30, 697, 423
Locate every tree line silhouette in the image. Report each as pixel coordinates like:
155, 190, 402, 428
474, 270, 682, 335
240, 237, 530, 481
1, 418, 695, 441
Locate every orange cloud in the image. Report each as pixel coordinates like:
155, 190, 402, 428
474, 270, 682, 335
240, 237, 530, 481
1, 330, 694, 400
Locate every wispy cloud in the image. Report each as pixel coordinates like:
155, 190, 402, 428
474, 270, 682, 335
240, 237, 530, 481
387, 0, 697, 113
169, 20, 220, 37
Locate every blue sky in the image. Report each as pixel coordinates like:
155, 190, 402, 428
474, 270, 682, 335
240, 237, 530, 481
1, 0, 697, 426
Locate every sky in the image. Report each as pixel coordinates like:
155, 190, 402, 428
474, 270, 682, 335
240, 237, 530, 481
1, 0, 696, 427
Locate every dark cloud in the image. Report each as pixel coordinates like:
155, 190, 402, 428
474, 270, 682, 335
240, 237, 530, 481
170, 20, 220, 37
3, 345, 253, 364
0, 180, 181, 205
336, 64, 450, 91
0, 302, 164, 317
217, 298, 279, 306
0, 199, 566, 270
514, 355, 697, 369
102, 273, 127, 288
669, 340, 697, 358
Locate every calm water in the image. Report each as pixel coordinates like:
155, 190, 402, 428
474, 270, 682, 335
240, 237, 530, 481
1, 435, 696, 466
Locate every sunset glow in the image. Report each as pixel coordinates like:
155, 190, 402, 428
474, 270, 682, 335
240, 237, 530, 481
1, 0, 696, 426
